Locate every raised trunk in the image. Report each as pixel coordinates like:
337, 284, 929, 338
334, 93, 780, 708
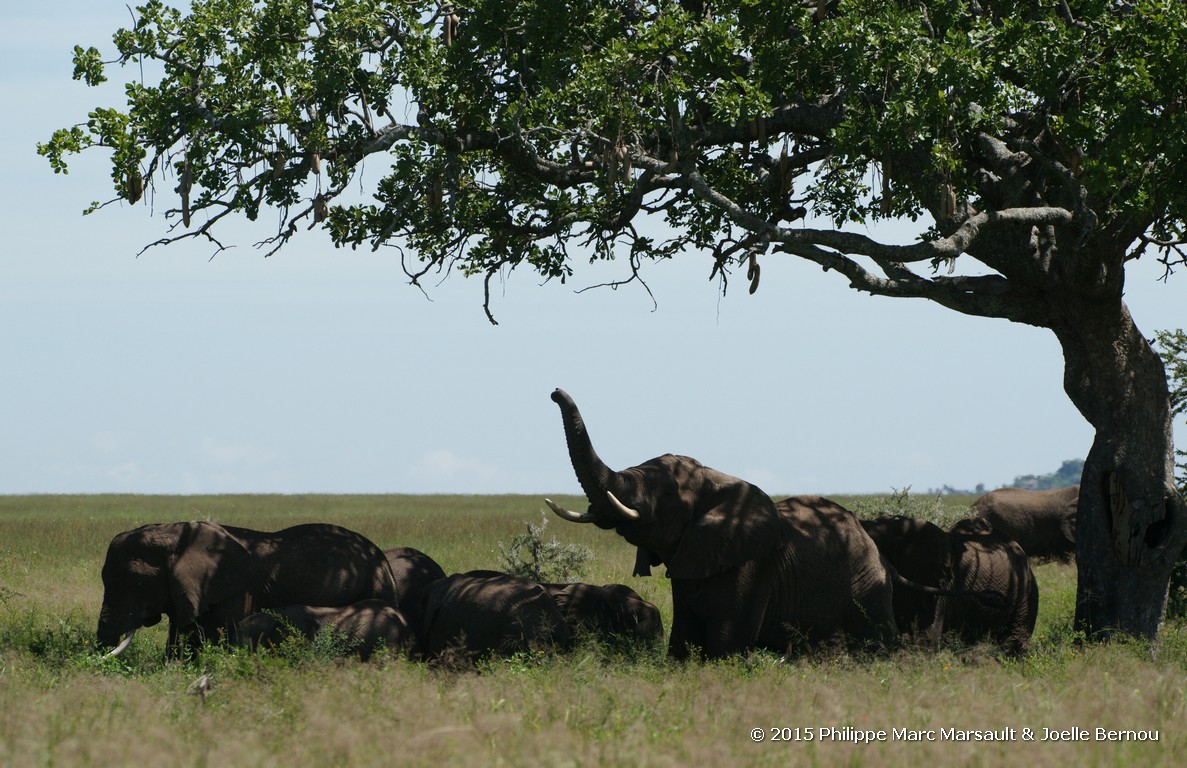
551, 389, 619, 503
1052, 294, 1187, 639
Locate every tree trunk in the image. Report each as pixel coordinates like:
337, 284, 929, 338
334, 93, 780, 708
1052, 294, 1187, 640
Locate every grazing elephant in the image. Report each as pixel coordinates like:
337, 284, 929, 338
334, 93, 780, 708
421, 571, 572, 665
541, 582, 664, 646
545, 388, 898, 659
236, 600, 419, 660
97, 521, 399, 658
859, 517, 952, 637
863, 515, 1039, 655
383, 546, 447, 625
969, 485, 1079, 561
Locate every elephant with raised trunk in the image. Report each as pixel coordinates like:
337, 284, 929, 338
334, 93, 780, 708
97, 521, 399, 658
545, 388, 899, 659
863, 516, 1039, 656
968, 485, 1079, 561
236, 600, 419, 660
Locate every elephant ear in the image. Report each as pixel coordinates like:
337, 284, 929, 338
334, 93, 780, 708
666, 483, 781, 579
1061, 510, 1078, 544
168, 522, 252, 630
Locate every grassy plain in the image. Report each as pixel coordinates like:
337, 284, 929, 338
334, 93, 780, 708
0, 493, 1184, 767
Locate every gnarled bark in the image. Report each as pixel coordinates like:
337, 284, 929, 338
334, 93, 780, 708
1052, 294, 1187, 639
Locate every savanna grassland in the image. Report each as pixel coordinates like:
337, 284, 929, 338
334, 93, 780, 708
1, 494, 1184, 767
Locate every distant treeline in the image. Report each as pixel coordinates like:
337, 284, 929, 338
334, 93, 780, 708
1009, 459, 1085, 490
933, 459, 1084, 496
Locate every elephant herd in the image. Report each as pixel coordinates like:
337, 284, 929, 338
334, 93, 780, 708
95, 389, 1079, 665
96, 522, 663, 665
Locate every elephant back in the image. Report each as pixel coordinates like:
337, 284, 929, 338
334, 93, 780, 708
944, 530, 1039, 656
422, 571, 572, 665
236, 600, 419, 660
383, 546, 447, 624
321, 600, 419, 660
769, 497, 897, 649
969, 486, 1078, 561
229, 523, 402, 607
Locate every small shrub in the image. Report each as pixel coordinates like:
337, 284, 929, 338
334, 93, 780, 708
497, 513, 591, 583
3, 611, 96, 663
74, 648, 140, 676
309, 626, 362, 660
476, 648, 552, 676
850, 486, 964, 528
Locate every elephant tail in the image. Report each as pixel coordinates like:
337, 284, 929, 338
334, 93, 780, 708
886, 565, 1008, 611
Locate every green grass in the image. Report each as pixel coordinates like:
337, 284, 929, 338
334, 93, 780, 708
1, 494, 1185, 767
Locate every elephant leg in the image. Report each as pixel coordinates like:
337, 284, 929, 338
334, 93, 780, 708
165, 622, 181, 659
929, 597, 947, 647
672, 573, 769, 659
667, 582, 698, 660
707, 572, 769, 657
166, 621, 202, 660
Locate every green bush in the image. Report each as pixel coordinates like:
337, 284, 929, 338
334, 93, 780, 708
497, 513, 592, 583
849, 486, 967, 529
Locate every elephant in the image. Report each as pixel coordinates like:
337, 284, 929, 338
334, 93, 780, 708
540, 582, 664, 646
859, 516, 952, 638
383, 546, 447, 626
544, 388, 899, 659
235, 600, 419, 661
968, 485, 1079, 561
863, 515, 1039, 656
421, 570, 572, 665
97, 521, 400, 658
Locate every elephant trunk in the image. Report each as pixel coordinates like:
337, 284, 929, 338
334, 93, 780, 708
97, 596, 159, 649
96, 602, 123, 648
551, 389, 621, 508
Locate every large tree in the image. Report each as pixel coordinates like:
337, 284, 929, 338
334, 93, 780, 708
41, 1, 1186, 639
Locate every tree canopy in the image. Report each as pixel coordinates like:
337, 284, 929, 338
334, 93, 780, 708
40, 0, 1187, 640
41, 1, 1186, 319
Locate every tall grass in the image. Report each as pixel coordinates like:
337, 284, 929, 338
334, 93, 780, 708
1, 494, 1184, 767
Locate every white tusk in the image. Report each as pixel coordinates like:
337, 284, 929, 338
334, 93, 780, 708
103, 630, 137, 658
606, 491, 640, 520
544, 498, 594, 523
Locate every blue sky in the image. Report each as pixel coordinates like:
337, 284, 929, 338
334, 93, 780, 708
1, 3, 1181, 496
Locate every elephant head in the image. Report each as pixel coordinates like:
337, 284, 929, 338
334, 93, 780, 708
545, 388, 781, 579
542, 582, 664, 645
97, 522, 252, 653
861, 516, 955, 635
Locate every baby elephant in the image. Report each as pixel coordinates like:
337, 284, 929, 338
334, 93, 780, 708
237, 600, 419, 661
541, 582, 664, 646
